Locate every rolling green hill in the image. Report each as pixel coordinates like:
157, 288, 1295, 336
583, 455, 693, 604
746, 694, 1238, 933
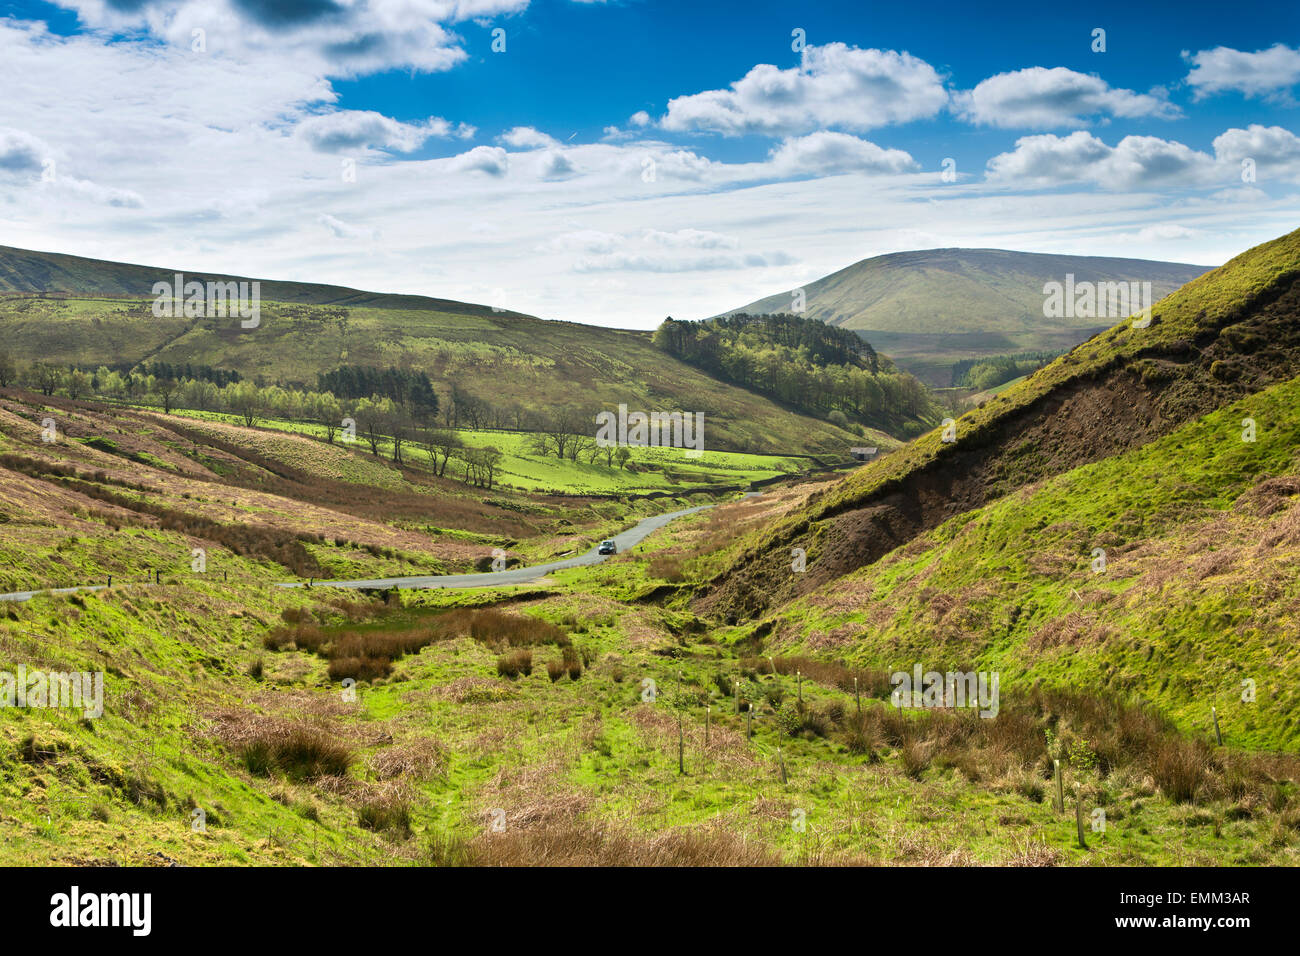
721, 248, 1211, 385
699, 226, 1300, 620
0, 245, 876, 457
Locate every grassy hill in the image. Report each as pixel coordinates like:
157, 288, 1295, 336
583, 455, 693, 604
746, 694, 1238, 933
721, 248, 1211, 385
0, 245, 875, 458
699, 226, 1300, 623
757, 374, 1300, 749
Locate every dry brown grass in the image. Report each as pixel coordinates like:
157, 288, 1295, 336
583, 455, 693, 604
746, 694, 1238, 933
438, 820, 782, 866
209, 710, 355, 781
368, 737, 448, 782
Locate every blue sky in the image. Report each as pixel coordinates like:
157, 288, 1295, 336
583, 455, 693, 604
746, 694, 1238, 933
0, 0, 1298, 327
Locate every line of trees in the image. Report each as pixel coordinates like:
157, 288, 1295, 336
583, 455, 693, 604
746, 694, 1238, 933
652, 313, 933, 431
0, 354, 641, 488
950, 350, 1061, 390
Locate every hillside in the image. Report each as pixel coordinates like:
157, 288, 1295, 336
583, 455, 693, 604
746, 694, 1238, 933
5, 394, 1298, 867
697, 226, 1300, 622
721, 248, 1211, 384
753, 375, 1300, 749
0, 245, 872, 458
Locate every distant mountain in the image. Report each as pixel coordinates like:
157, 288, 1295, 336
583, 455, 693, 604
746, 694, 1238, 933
720, 248, 1212, 385
0, 243, 491, 314
0, 244, 878, 457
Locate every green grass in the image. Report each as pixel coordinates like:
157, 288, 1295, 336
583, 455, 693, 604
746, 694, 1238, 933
0, 249, 876, 457
767, 372, 1300, 750
162, 407, 806, 495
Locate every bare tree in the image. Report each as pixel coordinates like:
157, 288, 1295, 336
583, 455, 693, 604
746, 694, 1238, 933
0, 351, 16, 388
421, 428, 462, 477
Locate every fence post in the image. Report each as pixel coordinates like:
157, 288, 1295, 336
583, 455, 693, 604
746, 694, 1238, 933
1054, 759, 1064, 813
1212, 706, 1224, 746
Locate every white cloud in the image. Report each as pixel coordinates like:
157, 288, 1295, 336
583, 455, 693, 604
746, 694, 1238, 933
1211, 124, 1300, 180
986, 126, 1300, 190
956, 67, 1179, 128
629, 111, 650, 127
1184, 44, 1300, 101
448, 145, 509, 176
51, 0, 532, 77
574, 251, 796, 273
318, 213, 379, 240
660, 43, 948, 136
0, 127, 52, 177
643, 229, 739, 249
537, 149, 577, 179
295, 110, 466, 153
987, 131, 1214, 188
500, 126, 559, 149
767, 132, 918, 176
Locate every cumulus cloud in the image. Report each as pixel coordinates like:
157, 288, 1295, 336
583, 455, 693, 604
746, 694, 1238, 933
295, 110, 469, 153
447, 145, 509, 176
985, 126, 1300, 189
1212, 124, 1300, 181
956, 67, 1179, 128
0, 127, 52, 176
1184, 44, 1300, 101
767, 132, 919, 176
986, 131, 1213, 188
52, 0, 531, 77
660, 43, 948, 136
537, 149, 576, 179
500, 126, 559, 149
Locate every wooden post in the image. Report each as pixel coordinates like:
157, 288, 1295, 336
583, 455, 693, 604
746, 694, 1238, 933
778, 745, 787, 785
734, 679, 739, 715
746, 702, 753, 739
678, 710, 684, 775
854, 676, 861, 714
797, 670, 802, 705
705, 706, 710, 746
1075, 785, 1087, 849
1054, 759, 1064, 813
1212, 707, 1224, 746
107, 575, 111, 587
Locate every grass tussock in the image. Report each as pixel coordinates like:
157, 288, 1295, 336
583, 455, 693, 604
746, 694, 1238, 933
212, 711, 355, 781
264, 606, 570, 684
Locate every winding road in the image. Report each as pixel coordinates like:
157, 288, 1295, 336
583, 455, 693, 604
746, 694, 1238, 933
276, 500, 722, 592
0, 497, 746, 602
